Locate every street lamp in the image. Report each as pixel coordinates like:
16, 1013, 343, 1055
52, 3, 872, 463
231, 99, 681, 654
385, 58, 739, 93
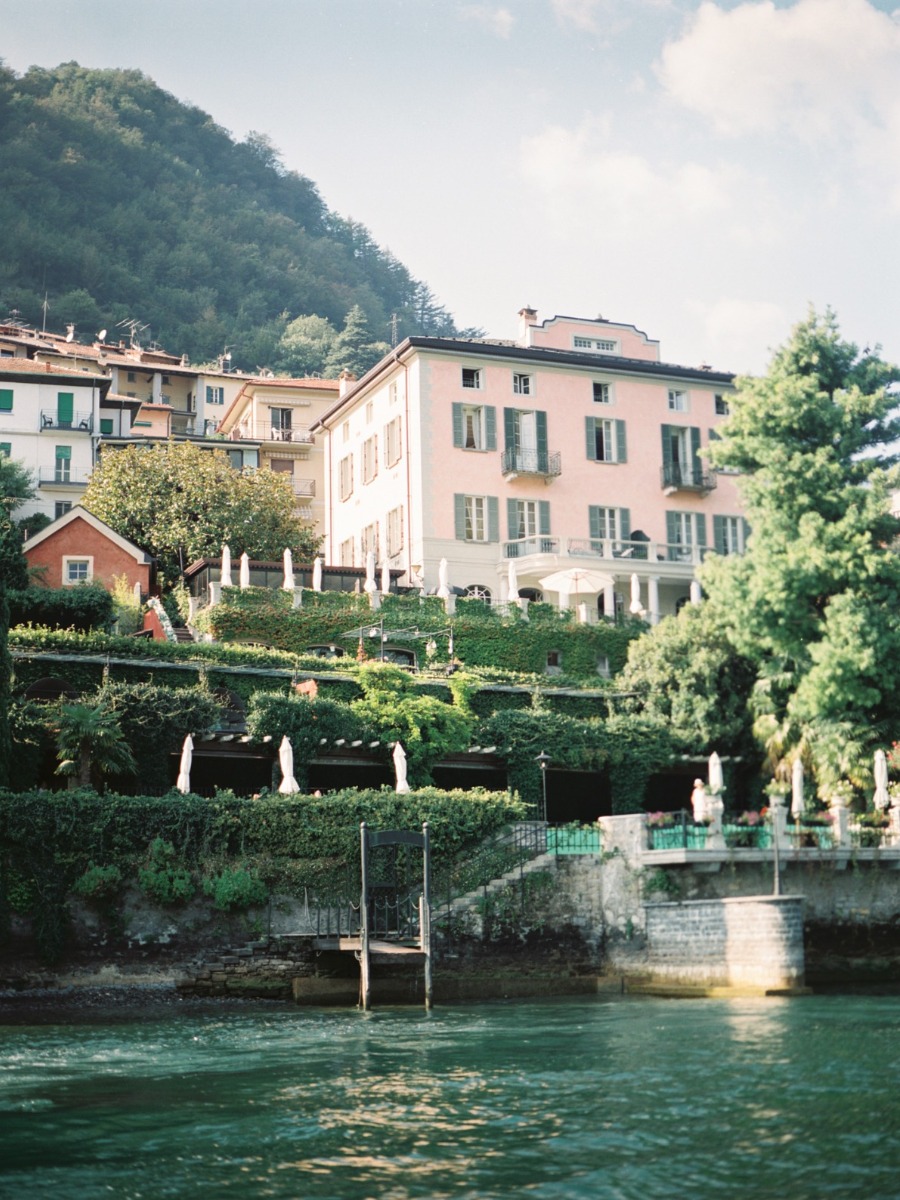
535, 750, 551, 822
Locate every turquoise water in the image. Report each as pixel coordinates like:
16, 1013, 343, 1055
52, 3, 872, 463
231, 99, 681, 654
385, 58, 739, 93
1, 993, 898, 1199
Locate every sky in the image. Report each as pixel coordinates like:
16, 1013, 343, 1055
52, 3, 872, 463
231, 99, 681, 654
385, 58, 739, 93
4, 0, 900, 375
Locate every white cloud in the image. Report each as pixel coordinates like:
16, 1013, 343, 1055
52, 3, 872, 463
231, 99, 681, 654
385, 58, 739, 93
658, 0, 900, 143
550, 0, 605, 31
686, 298, 790, 375
460, 5, 515, 37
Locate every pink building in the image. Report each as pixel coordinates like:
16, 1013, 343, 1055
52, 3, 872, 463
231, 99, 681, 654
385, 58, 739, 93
312, 309, 745, 622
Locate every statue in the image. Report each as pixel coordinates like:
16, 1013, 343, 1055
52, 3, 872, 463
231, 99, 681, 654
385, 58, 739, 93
691, 778, 708, 823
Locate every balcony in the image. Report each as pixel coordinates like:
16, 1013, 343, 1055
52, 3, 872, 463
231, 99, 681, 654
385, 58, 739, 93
503, 535, 713, 566
500, 448, 561, 480
38, 467, 89, 488
40, 411, 93, 433
231, 422, 313, 444
660, 462, 716, 495
287, 477, 315, 497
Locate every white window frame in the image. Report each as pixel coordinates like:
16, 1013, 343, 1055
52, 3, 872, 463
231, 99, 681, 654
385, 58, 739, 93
63, 556, 93, 585
719, 516, 744, 555
341, 420, 350, 443
668, 389, 689, 412
361, 521, 380, 560
385, 416, 402, 466
514, 499, 539, 540
365, 401, 374, 423
362, 435, 378, 484
461, 367, 482, 390
513, 373, 532, 396
339, 537, 354, 567
715, 394, 730, 416
574, 336, 618, 353
592, 382, 612, 405
386, 505, 404, 556
592, 506, 620, 541
592, 418, 618, 463
461, 404, 486, 451
205, 385, 225, 405
464, 495, 489, 542
339, 453, 354, 501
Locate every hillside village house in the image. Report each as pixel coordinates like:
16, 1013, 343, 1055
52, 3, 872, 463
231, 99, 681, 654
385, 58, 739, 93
214, 376, 340, 526
312, 308, 745, 623
23, 505, 154, 593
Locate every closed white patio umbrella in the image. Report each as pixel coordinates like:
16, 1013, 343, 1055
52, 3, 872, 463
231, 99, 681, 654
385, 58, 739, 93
507, 558, 520, 601
437, 557, 450, 599
708, 751, 724, 796
221, 544, 233, 588
239, 552, 250, 589
312, 556, 323, 592
363, 550, 377, 593
176, 735, 193, 794
381, 561, 391, 595
393, 741, 411, 794
791, 758, 805, 819
282, 548, 295, 591
874, 749, 890, 810
278, 736, 300, 794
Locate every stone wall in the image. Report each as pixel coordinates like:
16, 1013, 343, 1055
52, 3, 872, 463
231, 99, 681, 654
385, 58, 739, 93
642, 896, 805, 991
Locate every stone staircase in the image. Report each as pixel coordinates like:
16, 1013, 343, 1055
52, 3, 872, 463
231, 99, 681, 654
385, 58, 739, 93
438, 850, 558, 924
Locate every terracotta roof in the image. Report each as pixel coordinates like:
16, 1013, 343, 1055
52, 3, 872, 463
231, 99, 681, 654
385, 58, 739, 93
0, 356, 108, 382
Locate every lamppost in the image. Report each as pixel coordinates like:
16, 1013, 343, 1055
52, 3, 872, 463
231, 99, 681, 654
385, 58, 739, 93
535, 750, 551, 822
368, 618, 386, 661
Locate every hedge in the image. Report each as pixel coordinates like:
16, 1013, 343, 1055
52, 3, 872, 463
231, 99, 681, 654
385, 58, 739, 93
8, 585, 114, 632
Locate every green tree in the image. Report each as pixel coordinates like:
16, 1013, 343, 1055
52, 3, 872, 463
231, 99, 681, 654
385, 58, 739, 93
323, 305, 390, 379
0, 455, 35, 787
703, 309, 900, 792
275, 313, 337, 376
53, 700, 137, 789
82, 440, 319, 584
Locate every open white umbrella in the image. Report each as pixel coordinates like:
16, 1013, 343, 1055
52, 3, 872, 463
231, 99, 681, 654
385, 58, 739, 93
507, 558, 520, 601
629, 573, 643, 615
221, 544, 233, 587
278, 736, 300, 794
539, 565, 611, 597
282, 548, 295, 591
708, 751, 724, 796
363, 549, 377, 593
393, 741, 411, 794
437, 557, 450, 599
176, 734, 193, 794
381, 561, 391, 595
239, 552, 250, 589
791, 758, 805, 819
312, 556, 323, 592
874, 749, 890, 810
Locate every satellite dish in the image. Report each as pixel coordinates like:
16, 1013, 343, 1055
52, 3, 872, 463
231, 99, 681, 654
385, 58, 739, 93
65, 331, 74, 343
97, 329, 107, 341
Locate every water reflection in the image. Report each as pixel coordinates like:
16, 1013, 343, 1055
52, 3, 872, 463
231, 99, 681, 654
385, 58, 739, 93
1, 996, 900, 1199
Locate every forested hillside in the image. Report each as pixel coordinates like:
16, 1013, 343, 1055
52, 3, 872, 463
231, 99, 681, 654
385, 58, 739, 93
0, 61, 473, 371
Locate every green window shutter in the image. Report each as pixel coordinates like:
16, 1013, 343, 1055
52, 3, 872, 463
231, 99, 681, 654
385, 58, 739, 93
100, 418, 113, 435
485, 406, 497, 451
661, 424, 673, 465
690, 426, 702, 473
454, 494, 466, 540
619, 507, 631, 540
205, 385, 213, 404
666, 511, 678, 544
743, 518, 752, 546
55, 444, 72, 460
0, 442, 10, 457
57, 392, 74, 424
538, 500, 550, 536
615, 419, 627, 463
713, 515, 726, 555
588, 505, 602, 539
536, 410, 548, 459
503, 407, 516, 452
696, 514, 707, 548
487, 496, 499, 542
452, 403, 463, 448
585, 417, 597, 461
507, 497, 519, 540
0, 389, 12, 412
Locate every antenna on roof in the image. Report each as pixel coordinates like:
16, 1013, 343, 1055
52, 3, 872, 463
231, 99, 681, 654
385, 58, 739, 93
115, 317, 149, 349
389, 313, 399, 346
41, 294, 49, 333
97, 329, 108, 342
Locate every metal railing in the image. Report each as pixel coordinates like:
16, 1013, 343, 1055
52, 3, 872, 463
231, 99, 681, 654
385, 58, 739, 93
502, 536, 713, 565
40, 411, 93, 432
500, 448, 561, 478
660, 463, 716, 493
647, 810, 710, 849
231, 422, 314, 444
38, 467, 89, 487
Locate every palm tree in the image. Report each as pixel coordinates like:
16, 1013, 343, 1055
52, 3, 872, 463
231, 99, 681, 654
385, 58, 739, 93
54, 701, 136, 789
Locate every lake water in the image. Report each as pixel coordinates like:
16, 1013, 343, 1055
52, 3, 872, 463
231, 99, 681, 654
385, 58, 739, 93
1, 991, 898, 1199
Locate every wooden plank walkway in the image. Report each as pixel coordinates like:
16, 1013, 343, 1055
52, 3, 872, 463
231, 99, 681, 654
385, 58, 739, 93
315, 937, 426, 964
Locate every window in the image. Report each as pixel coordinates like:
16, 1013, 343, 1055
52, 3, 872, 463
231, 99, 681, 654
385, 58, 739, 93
127, 371, 136, 383
503, 407, 549, 473
361, 521, 379, 559
339, 454, 354, 501
362, 435, 378, 484
585, 417, 626, 463
386, 505, 404, 556
661, 424, 703, 488
0, 442, 9, 457
270, 408, 292, 439
205, 385, 225, 405
666, 511, 707, 561
162, 376, 171, 386
574, 336, 618, 353
508, 498, 551, 543
389, 381, 399, 405
365, 401, 374, 423
56, 393, 74, 428
100, 418, 113, 435
63, 556, 92, 585
270, 457, 293, 477
341, 421, 350, 443
713, 515, 747, 556
461, 367, 482, 390
513, 373, 531, 395
574, 336, 592, 349
714, 394, 729, 416
668, 389, 688, 412
596, 656, 611, 679
454, 494, 499, 542
339, 537, 354, 567
588, 504, 630, 544
453, 403, 496, 451
545, 650, 562, 676
592, 382, 611, 404
54, 501, 72, 519
54, 445, 71, 482
0, 389, 12, 412
384, 416, 402, 466
464, 584, 492, 602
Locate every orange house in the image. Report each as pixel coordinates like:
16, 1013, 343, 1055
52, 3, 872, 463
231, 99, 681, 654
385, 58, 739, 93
23, 506, 154, 594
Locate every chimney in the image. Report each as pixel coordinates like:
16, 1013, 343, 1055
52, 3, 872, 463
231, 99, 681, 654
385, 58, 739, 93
339, 369, 357, 397
518, 306, 538, 346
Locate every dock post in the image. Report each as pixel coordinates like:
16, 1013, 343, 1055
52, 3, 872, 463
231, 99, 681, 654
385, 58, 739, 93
360, 821, 371, 1010
422, 821, 433, 1010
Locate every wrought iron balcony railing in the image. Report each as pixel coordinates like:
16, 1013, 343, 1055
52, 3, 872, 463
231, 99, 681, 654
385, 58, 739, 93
40, 411, 93, 432
500, 448, 561, 478
660, 463, 716, 494
38, 467, 90, 487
